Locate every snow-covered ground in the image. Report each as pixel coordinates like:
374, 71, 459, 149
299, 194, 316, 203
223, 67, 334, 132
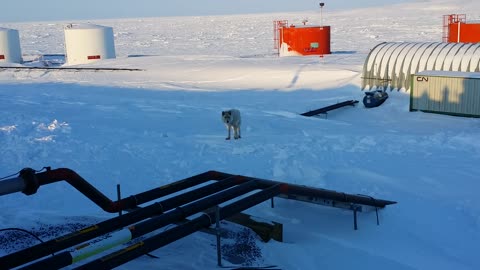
1, 0, 480, 269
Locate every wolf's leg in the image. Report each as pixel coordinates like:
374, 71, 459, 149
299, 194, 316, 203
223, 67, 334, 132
226, 125, 231, 140
234, 127, 239, 139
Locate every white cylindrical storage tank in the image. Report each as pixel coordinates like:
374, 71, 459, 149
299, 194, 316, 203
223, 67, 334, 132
64, 24, 116, 65
0, 27, 22, 63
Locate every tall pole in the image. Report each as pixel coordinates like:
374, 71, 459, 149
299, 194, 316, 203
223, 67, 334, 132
320, 2, 325, 27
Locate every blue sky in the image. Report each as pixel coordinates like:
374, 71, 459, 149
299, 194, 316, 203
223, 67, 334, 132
2, 0, 406, 23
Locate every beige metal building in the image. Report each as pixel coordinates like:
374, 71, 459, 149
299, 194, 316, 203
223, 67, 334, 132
410, 71, 480, 117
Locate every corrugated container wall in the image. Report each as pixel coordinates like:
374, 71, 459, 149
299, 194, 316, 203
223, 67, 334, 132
64, 24, 116, 65
410, 71, 480, 117
0, 28, 22, 63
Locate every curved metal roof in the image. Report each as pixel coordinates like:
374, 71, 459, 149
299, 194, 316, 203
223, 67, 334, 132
362, 42, 480, 91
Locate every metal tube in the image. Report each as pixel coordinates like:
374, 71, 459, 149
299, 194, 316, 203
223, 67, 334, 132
0, 177, 25, 196
209, 171, 396, 207
0, 175, 243, 270
116, 184, 122, 216
353, 208, 358, 230
218, 184, 282, 220
130, 180, 258, 238
215, 206, 222, 267
19, 230, 134, 270
37, 168, 217, 213
34, 168, 117, 212
14, 178, 256, 270
74, 184, 281, 270
300, 100, 359, 116
1, 168, 396, 270
121, 170, 226, 207
5, 168, 226, 213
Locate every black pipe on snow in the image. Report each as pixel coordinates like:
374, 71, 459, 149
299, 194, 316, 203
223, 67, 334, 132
73, 184, 283, 270
20, 180, 259, 270
208, 171, 397, 207
0, 168, 224, 212
0, 168, 395, 212
0, 175, 243, 270
34, 168, 225, 212
129, 179, 259, 239
0, 168, 396, 209
300, 100, 359, 117
0, 168, 396, 270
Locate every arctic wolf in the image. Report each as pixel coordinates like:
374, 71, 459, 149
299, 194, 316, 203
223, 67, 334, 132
221, 109, 241, 140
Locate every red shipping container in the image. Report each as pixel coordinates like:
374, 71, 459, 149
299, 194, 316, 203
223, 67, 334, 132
277, 25, 331, 56
448, 22, 480, 43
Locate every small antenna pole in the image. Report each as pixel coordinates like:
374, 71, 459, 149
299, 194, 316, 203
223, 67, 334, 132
319, 2, 325, 26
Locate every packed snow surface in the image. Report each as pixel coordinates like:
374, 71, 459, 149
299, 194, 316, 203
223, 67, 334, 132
1, 0, 480, 269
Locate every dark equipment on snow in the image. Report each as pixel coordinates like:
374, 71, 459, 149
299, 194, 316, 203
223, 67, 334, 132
363, 90, 389, 108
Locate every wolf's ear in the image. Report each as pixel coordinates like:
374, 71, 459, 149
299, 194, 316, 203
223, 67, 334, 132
222, 111, 225, 116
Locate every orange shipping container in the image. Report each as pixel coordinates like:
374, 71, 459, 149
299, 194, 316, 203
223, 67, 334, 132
448, 22, 480, 43
278, 25, 331, 56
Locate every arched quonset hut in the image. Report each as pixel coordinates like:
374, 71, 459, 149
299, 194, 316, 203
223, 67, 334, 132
64, 23, 116, 65
0, 27, 22, 63
362, 42, 480, 91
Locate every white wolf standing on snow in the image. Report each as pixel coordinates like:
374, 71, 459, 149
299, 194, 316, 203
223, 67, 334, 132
221, 109, 241, 140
